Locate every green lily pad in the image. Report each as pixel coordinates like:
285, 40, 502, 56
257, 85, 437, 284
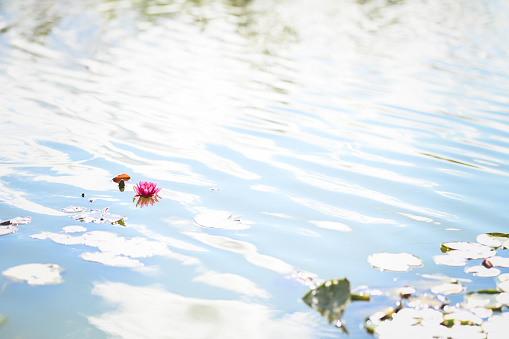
302, 279, 351, 324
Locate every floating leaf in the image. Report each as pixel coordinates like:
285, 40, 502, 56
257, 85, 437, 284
431, 282, 466, 295
0, 226, 17, 236
477, 233, 509, 249
433, 254, 467, 267
2, 263, 64, 285
482, 313, 509, 337
486, 256, 509, 268
465, 265, 501, 278
62, 225, 87, 233
70, 208, 126, 224
406, 293, 449, 310
372, 308, 446, 338
368, 252, 422, 272
61, 206, 87, 213
464, 290, 507, 310
194, 210, 253, 230
440, 241, 496, 259
302, 279, 351, 324
0, 216, 31, 225
112, 173, 131, 183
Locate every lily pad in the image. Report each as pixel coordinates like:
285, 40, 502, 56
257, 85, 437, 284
0, 226, 18, 236
2, 263, 64, 285
368, 252, 423, 272
80, 252, 142, 268
482, 312, 509, 337
476, 233, 509, 249
61, 206, 87, 213
433, 254, 467, 267
406, 293, 449, 310
465, 265, 501, 278
71, 207, 126, 224
194, 210, 252, 230
62, 225, 87, 233
302, 279, 351, 324
464, 290, 508, 310
431, 282, 466, 295
112, 173, 131, 183
441, 242, 496, 259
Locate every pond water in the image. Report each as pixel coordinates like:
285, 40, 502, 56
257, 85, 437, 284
1, 0, 509, 338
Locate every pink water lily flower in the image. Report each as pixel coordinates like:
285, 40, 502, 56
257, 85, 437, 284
133, 181, 162, 208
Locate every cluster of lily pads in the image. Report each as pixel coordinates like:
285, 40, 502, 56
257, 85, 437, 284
302, 232, 509, 337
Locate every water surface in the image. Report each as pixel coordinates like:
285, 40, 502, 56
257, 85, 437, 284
1, 0, 509, 338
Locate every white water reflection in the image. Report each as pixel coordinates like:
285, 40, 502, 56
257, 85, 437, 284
89, 281, 317, 339
187, 232, 294, 274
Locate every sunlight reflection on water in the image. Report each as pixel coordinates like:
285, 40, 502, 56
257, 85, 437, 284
1, 0, 509, 337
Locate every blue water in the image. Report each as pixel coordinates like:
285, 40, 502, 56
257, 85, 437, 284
1, 0, 509, 338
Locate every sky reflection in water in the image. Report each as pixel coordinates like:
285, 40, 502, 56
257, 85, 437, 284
1, 0, 509, 337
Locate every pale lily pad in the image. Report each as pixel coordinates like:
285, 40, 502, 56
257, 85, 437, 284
431, 282, 465, 295
442, 307, 483, 326
441, 241, 496, 259
465, 265, 501, 278
482, 312, 509, 337
406, 293, 449, 309
373, 308, 446, 338
476, 233, 509, 249
2, 263, 64, 285
302, 279, 351, 324
61, 206, 87, 213
368, 252, 422, 272
0, 226, 17, 236
464, 290, 507, 310
0, 216, 31, 225
80, 252, 143, 268
486, 256, 509, 268
194, 210, 252, 230
433, 254, 467, 267
0, 216, 31, 236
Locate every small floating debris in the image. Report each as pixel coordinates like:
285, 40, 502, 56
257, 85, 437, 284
61, 206, 87, 213
112, 173, 131, 183
194, 210, 253, 230
368, 252, 423, 272
2, 263, 64, 285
